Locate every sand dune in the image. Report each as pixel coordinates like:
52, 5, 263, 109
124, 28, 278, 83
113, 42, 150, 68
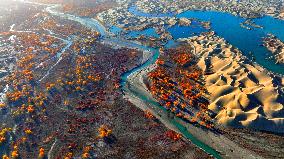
181, 33, 284, 133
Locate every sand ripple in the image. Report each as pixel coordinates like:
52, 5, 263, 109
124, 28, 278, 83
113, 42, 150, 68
181, 33, 284, 133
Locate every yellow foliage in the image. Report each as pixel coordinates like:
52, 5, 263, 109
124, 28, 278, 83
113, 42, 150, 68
82, 153, 90, 159
98, 125, 112, 138
64, 100, 69, 106
11, 150, 19, 158
22, 137, 27, 142
0, 103, 6, 108
25, 129, 32, 135
64, 152, 73, 159
27, 105, 34, 113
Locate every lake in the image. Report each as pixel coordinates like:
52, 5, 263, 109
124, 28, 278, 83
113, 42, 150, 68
128, 8, 284, 75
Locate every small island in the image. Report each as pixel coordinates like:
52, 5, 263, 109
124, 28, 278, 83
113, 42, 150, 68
263, 34, 284, 64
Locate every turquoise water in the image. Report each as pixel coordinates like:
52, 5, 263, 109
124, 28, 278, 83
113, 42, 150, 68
255, 16, 284, 40
125, 77, 222, 159
127, 28, 160, 38
119, 33, 222, 159
165, 40, 178, 48
176, 11, 284, 74
109, 26, 123, 35
120, 47, 158, 86
129, 7, 284, 74
46, 5, 107, 37
120, 45, 221, 158
41, 2, 284, 158
168, 21, 207, 39
122, 7, 284, 158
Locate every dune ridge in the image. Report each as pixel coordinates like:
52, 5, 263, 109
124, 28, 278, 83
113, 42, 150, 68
180, 32, 284, 133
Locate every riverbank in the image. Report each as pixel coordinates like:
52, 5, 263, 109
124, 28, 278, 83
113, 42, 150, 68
263, 34, 284, 64
180, 32, 284, 133
100, 4, 284, 75
123, 56, 262, 159
9, 0, 284, 158
6, 1, 223, 158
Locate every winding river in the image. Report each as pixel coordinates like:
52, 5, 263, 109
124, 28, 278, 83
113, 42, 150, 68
127, 8, 284, 75
39, 2, 223, 158
17, 1, 284, 158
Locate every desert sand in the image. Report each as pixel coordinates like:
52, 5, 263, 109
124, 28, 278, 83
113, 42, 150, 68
180, 32, 284, 133
124, 56, 262, 158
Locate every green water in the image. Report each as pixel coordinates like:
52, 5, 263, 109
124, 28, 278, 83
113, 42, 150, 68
122, 70, 222, 159
47, 2, 223, 158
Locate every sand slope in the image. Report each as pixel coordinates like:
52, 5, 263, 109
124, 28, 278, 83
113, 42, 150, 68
181, 33, 284, 133
125, 60, 263, 159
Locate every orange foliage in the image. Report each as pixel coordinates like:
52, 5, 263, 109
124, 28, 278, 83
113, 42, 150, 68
11, 147, 19, 158
38, 148, 45, 158
165, 130, 182, 141
27, 105, 34, 113
174, 53, 191, 65
144, 110, 154, 119
156, 59, 165, 65
98, 125, 112, 138
147, 46, 214, 129
2, 155, 9, 159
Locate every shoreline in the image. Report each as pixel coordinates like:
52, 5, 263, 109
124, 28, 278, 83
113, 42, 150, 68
123, 58, 262, 159
12, 0, 283, 158
180, 33, 284, 134
263, 34, 284, 64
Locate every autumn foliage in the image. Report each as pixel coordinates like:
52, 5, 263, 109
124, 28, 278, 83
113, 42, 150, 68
147, 46, 214, 129
165, 130, 182, 141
